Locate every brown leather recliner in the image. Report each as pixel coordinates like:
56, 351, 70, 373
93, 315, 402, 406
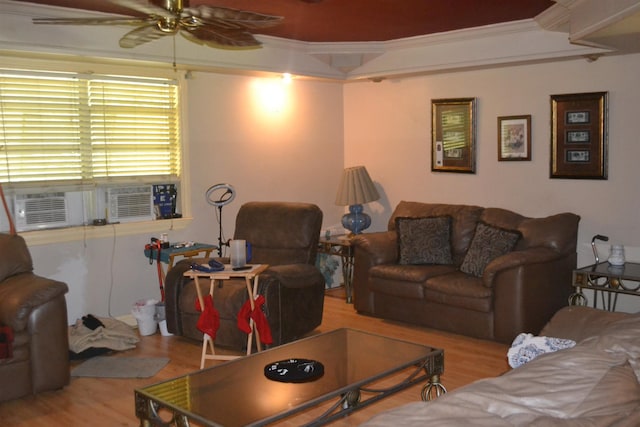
0, 233, 70, 402
164, 202, 325, 349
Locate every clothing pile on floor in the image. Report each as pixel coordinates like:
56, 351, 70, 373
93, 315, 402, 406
69, 314, 140, 359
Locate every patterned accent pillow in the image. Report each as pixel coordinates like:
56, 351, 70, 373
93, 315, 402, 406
460, 222, 521, 277
396, 216, 453, 265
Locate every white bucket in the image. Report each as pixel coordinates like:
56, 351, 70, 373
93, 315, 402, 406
136, 316, 158, 336
132, 299, 158, 336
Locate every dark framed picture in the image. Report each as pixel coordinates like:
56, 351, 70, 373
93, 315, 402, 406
566, 111, 590, 124
566, 130, 590, 143
498, 115, 531, 161
550, 92, 608, 179
431, 98, 476, 173
566, 150, 590, 162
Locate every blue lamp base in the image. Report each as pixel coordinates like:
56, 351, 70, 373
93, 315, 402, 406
341, 204, 371, 235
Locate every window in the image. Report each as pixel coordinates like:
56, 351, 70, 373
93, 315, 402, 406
0, 68, 183, 236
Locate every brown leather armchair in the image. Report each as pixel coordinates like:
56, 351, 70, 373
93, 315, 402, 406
165, 202, 325, 349
0, 233, 69, 402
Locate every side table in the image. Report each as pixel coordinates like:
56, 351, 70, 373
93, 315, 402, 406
569, 262, 640, 311
318, 235, 354, 303
144, 242, 217, 282
183, 264, 269, 368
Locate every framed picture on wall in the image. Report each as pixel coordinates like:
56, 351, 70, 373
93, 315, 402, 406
431, 98, 477, 173
550, 92, 608, 179
498, 115, 531, 161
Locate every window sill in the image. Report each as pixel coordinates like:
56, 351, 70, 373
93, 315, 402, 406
20, 217, 193, 246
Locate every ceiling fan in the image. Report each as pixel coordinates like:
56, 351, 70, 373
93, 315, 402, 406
32, 0, 284, 49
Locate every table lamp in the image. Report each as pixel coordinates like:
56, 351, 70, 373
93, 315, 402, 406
335, 166, 380, 235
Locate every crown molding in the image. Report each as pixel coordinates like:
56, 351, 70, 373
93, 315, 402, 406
535, 0, 575, 32
571, 0, 640, 37
536, 0, 640, 52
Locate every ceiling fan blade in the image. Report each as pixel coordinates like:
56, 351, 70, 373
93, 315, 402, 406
180, 26, 261, 49
33, 17, 149, 26
184, 5, 283, 30
108, 0, 177, 19
32, 1, 280, 51
119, 23, 169, 48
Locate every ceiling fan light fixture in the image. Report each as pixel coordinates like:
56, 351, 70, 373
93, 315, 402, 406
30, 0, 283, 50
157, 17, 179, 33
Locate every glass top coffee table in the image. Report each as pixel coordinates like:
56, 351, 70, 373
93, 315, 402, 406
134, 328, 445, 426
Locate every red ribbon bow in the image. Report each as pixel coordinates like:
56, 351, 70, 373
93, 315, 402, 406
195, 295, 220, 339
237, 295, 273, 345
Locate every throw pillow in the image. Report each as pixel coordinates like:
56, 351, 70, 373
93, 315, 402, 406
396, 216, 453, 265
460, 222, 521, 277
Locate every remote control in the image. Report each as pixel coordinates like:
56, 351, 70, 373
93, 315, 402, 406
232, 266, 252, 271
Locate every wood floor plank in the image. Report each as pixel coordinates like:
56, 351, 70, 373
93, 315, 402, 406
0, 295, 510, 426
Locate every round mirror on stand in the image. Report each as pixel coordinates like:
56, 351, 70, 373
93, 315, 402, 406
206, 183, 236, 257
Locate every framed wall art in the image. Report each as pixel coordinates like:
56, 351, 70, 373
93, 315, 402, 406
431, 97, 476, 173
550, 92, 608, 179
498, 115, 531, 161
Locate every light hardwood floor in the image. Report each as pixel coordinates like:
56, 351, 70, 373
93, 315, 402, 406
0, 293, 510, 426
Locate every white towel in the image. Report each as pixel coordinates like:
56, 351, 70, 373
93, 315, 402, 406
69, 316, 139, 353
508, 333, 576, 368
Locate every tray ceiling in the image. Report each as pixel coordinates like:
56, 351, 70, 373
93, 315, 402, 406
17, 0, 556, 43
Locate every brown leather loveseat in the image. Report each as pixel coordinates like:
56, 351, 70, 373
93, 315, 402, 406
351, 202, 580, 343
165, 202, 325, 350
0, 233, 70, 402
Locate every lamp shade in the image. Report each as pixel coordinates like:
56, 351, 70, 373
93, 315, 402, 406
335, 166, 379, 235
335, 166, 380, 206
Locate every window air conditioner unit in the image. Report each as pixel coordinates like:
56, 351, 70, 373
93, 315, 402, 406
14, 192, 69, 231
105, 186, 154, 223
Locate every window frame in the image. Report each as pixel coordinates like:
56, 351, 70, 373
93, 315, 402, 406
0, 56, 192, 246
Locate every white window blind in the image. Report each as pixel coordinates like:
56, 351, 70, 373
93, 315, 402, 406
0, 69, 180, 187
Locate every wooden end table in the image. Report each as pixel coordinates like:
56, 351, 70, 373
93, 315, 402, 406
318, 235, 354, 303
183, 264, 269, 368
144, 242, 216, 282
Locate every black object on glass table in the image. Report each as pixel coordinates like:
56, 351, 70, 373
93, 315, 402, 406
591, 234, 609, 266
264, 358, 324, 383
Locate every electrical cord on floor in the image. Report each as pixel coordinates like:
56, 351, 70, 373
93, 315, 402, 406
107, 223, 117, 318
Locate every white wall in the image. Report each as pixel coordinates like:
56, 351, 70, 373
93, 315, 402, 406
27, 73, 345, 323
183, 72, 345, 244
344, 53, 640, 312
20, 52, 640, 322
